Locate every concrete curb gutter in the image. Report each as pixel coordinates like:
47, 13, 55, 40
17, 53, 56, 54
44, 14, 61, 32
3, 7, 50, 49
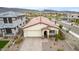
69, 31, 79, 39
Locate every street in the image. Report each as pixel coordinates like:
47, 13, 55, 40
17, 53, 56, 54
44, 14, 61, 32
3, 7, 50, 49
57, 21, 79, 35
55, 20, 79, 50
62, 29, 79, 51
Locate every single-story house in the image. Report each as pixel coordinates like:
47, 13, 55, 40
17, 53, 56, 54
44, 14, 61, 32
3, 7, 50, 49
23, 16, 59, 38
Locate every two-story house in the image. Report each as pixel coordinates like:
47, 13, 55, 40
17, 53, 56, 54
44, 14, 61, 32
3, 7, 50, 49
0, 11, 27, 37
61, 13, 79, 22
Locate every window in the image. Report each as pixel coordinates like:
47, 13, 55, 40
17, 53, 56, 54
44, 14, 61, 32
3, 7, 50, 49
49, 30, 56, 37
26, 20, 28, 23
21, 17, 23, 20
50, 30, 55, 33
3, 18, 7, 23
8, 18, 12, 23
72, 16, 73, 17
15, 17, 17, 20
23, 22, 24, 24
5, 28, 12, 34
20, 24, 21, 26
17, 26, 18, 28
17, 17, 19, 19
14, 27, 16, 30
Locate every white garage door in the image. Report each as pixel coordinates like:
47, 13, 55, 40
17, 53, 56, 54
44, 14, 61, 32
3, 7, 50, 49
24, 30, 42, 37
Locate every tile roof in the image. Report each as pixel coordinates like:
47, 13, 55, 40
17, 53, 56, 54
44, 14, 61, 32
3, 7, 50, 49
23, 16, 57, 28
0, 11, 25, 17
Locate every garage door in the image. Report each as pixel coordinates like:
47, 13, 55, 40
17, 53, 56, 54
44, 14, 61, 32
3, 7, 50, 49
24, 30, 42, 37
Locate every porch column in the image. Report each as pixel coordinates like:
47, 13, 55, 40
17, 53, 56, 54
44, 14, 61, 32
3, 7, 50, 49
41, 30, 44, 39
47, 30, 49, 39
2, 29, 5, 37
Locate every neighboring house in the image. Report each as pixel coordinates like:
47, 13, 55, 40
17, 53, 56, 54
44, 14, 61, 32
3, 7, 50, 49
0, 11, 27, 37
61, 13, 79, 22
23, 16, 59, 38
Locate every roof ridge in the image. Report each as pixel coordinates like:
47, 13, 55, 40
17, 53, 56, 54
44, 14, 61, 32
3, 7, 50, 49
40, 16, 41, 24
23, 16, 57, 29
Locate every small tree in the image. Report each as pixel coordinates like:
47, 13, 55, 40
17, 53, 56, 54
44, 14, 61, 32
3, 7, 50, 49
55, 34, 59, 41
55, 30, 65, 41
59, 25, 63, 29
59, 30, 65, 40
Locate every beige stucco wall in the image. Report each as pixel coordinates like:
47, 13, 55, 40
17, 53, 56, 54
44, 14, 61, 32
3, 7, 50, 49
24, 24, 58, 38
24, 24, 47, 37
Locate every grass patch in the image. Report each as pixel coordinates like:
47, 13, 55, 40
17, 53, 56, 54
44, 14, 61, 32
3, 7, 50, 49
0, 40, 9, 49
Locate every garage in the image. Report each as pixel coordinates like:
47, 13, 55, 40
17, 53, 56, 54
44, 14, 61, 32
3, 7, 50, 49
24, 30, 42, 37
23, 23, 47, 37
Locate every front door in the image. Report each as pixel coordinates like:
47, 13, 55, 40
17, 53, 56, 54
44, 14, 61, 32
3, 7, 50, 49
5, 28, 12, 34
44, 31, 47, 38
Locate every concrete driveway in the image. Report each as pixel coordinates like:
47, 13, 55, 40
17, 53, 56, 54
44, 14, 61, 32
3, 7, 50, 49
19, 38, 42, 51
19, 37, 73, 51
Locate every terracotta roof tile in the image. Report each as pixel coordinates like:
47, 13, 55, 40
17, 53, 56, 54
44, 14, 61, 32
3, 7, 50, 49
23, 16, 57, 28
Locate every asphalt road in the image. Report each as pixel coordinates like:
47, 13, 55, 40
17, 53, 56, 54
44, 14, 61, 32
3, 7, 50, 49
57, 21, 79, 35
62, 29, 79, 51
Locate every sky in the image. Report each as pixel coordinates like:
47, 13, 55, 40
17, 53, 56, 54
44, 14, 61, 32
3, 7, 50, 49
0, 0, 79, 11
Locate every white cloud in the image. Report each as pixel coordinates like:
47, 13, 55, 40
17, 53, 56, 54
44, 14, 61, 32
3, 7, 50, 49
0, 0, 79, 8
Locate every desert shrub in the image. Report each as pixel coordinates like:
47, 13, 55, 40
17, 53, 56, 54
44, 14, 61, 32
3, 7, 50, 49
55, 34, 59, 41
57, 48, 64, 51
66, 30, 69, 33
15, 38, 23, 44
59, 25, 63, 29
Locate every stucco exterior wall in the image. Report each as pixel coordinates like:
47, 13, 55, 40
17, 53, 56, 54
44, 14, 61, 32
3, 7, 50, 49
0, 18, 4, 24
24, 24, 58, 38
24, 24, 47, 37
